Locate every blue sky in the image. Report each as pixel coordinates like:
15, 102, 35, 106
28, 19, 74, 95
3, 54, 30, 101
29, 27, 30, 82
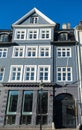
0, 0, 82, 29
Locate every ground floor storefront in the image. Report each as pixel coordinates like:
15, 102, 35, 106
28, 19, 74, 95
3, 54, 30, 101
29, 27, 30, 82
0, 83, 81, 129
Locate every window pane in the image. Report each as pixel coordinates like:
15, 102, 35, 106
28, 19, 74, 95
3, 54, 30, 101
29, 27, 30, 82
5, 115, 16, 125
7, 91, 18, 113
23, 91, 33, 112
21, 115, 31, 125
37, 91, 48, 114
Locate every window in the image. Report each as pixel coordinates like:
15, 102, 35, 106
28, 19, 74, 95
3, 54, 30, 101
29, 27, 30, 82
28, 29, 38, 40
36, 91, 48, 125
0, 48, 8, 58
12, 46, 25, 58
57, 67, 72, 82
0, 34, 9, 42
26, 46, 38, 58
59, 33, 68, 41
39, 46, 51, 58
5, 91, 18, 125
57, 47, 71, 58
9, 65, 23, 82
15, 29, 26, 40
40, 29, 51, 39
30, 17, 38, 24
21, 91, 33, 125
23, 65, 36, 82
38, 65, 50, 82
0, 68, 5, 82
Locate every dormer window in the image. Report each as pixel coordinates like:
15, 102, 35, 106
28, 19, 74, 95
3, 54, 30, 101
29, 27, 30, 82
30, 17, 38, 24
59, 33, 68, 41
0, 33, 9, 42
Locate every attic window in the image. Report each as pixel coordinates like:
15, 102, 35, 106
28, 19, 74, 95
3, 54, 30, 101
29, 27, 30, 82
30, 17, 38, 24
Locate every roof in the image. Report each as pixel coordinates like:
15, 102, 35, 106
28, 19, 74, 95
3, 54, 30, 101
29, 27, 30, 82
12, 7, 56, 26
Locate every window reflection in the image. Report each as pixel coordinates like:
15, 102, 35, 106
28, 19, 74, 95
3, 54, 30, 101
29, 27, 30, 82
36, 91, 48, 125
5, 91, 18, 125
21, 91, 33, 125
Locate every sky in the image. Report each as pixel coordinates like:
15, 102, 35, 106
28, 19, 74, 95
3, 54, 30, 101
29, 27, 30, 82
0, 0, 82, 29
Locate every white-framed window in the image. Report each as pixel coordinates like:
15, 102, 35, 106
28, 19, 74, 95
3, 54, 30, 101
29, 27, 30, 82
39, 46, 51, 58
26, 46, 38, 58
12, 46, 25, 58
6, 91, 19, 115
5, 91, 19, 125
0, 48, 8, 58
57, 47, 71, 58
38, 65, 50, 82
28, 29, 38, 40
30, 17, 38, 24
23, 65, 36, 82
15, 29, 26, 40
0, 68, 5, 82
57, 67, 72, 82
9, 65, 23, 82
40, 29, 51, 39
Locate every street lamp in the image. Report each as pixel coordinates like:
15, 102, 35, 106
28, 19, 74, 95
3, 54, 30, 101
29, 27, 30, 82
39, 80, 43, 130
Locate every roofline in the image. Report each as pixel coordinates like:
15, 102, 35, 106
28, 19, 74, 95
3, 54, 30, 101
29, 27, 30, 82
12, 7, 56, 26
12, 24, 55, 28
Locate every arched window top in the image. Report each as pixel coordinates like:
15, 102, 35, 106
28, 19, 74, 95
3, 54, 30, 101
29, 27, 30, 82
0, 32, 12, 42
58, 32, 68, 41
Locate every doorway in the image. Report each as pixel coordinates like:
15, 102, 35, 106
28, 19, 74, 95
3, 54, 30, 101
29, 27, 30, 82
54, 93, 76, 128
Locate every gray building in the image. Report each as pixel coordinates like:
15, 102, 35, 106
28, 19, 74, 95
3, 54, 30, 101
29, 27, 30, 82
75, 21, 82, 123
53, 23, 81, 128
0, 8, 81, 129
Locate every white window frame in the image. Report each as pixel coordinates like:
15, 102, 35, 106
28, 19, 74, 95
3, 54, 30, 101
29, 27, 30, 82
57, 67, 72, 82
30, 17, 38, 24
57, 47, 71, 58
0, 48, 8, 58
25, 46, 38, 58
9, 65, 23, 82
38, 65, 50, 82
12, 46, 25, 58
14, 29, 26, 40
27, 29, 39, 40
7, 91, 19, 115
40, 28, 51, 40
0, 68, 5, 82
39, 46, 51, 58
23, 65, 36, 82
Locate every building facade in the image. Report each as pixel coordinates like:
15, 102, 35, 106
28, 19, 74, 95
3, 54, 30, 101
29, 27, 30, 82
75, 21, 82, 123
0, 8, 81, 129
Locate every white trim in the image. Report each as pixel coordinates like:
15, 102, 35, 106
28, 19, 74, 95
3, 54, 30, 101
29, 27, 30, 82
12, 24, 55, 28
40, 28, 51, 40
23, 65, 37, 82
0, 48, 8, 58
37, 65, 50, 82
27, 29, 39, 40
57, 67, 72, 82
12, 46, 25, 58
25, 46, 38, 58
14, 29, 26, 40
9, 65, 23, 82
57, 47, 71, 58
12, 8, 56, 26
39, 46, 51, 58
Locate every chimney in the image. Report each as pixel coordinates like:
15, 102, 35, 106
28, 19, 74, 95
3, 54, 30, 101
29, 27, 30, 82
62, 24, 67, 29
79, 21, 82, 25
67, 23, 71, 29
